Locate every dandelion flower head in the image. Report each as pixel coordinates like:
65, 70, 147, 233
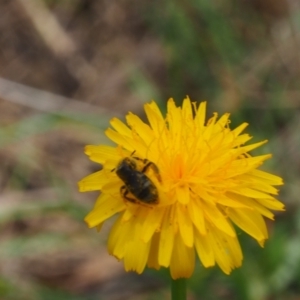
79, 97, 284, 279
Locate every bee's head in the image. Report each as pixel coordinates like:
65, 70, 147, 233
115, 157, 137, 181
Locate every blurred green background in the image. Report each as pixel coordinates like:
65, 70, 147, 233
0, 0, 297, 299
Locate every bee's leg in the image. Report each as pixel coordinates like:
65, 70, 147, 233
120, 186, 139, 204
132, 156, 158, 174
141, 161, 161, 182
132, 155, 161, 182
130, 150, 136, 156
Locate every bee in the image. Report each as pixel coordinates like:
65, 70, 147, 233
114, 154, 161, 205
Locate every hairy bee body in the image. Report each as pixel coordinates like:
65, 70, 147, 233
115, 157, 160, 204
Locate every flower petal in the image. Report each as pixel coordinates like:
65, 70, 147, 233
126, 112, 155, 146
177, 204, 194, 247
147, 232, 161, 270
249, 169, 284, 185
207, 225, 242, 274
237, 174, 279, 194
202, 199, 236, 237
84, 145, 119, 164
182, 97, 194, 126
194, 230, 215, 268
124, 225, 151, 274
78, 171, 107, 192
225, 155, 272, 178
238, 140, 268, 153
195, 101, 206, 128
188, 199, 206, 235
108, 214, 128, 259
141, 207, 165, 243
105, 128, 136, 153
228, 208, 268, 242
232, 123, 249, 136
110, 117, 132, 136
170, 234, 195, 279
84, 195, 125, 228
231, 187, 277, 199
176, 185, 190, 205
158, 207, 175, 267
144, 101, 165, 135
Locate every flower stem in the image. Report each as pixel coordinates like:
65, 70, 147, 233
171, 278, 186, 300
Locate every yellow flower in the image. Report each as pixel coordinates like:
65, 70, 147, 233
78, 97, 284, 279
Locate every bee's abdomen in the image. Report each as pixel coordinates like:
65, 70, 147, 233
129, 175, 158, 204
